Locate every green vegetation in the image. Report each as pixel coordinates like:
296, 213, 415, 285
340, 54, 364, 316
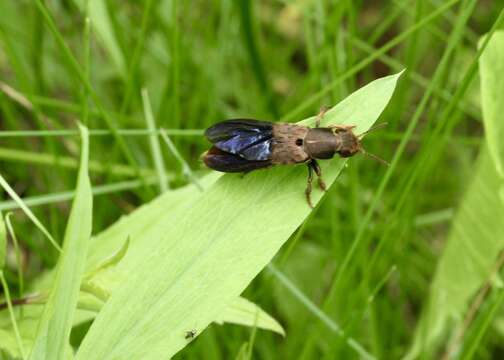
0, 1, 503, 359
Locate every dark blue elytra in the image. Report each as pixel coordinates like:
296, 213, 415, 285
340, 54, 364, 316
203, 146, 271, 173
204, 119, 274, 161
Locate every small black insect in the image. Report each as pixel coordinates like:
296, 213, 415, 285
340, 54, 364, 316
203, 110, 387, 207
185, 329, 197, 340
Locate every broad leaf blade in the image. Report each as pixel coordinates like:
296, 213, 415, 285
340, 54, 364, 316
30, 174, 220, 329
29, 125, 93, 360
85, 173, 221, 269
74, 72, 402, 359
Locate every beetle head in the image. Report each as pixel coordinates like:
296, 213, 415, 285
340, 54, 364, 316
332, 126, 361, 158
331, 123, 389, 165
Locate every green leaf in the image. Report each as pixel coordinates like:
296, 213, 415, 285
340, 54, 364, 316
407, 31, 504, 358
0, 324, 73, 360
215, 297, 285, 336
142, 88, 169, 193
75, 72, 402, 359
29, 174, 220, 330
234, 342, 249, 360
79, 183, 283, 336
0, 213, 6, 271
29, 124, 93, 360
272, 243, 328, 327
0, 329, 27, 359
0, 175, 61, 252
85, 172, 221, 269
0, 314, 40, 358
73, 0, 126, 76
84, 237, 130, 280
480, 31, 504, 178
407, 150, 504, 358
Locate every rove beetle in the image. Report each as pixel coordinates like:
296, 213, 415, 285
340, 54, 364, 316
203, 110, 387, 207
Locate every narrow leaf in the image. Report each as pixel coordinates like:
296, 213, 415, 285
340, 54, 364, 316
215, 297, 285, 336
0, 273, 26, 359
76, 72, 402, 359
84, 237, 130, 280
5, 213, 25, 296
407, 31, 504, 358
73, 0, 126, 75
0, 174, 61, 252
0, 212, 6, 270
142, 88, 168, 193
479, 31, 504, 177
29, 124, 92, 360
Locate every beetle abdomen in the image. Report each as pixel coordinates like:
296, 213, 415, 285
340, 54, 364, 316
271, 124, 310, 165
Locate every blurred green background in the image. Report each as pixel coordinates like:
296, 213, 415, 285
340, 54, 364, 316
1, 0, 504, 359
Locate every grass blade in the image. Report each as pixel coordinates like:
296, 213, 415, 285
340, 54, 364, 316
268, 264, 375, 360
73, 0, 126, 75
480, 32, 504, 178
0, 174, 61, 252
0, 176, 170, 212
0, 210, 26, 357
407, 30, 504, 358
28, 124, 92, 360
0, 272, 26, 360
235, 0, 278, 117
160, 129, 203, 191
0, 213, 5, 271
141, 88, 169, 193
5, 213, 24, 297
460, 289, 504, 360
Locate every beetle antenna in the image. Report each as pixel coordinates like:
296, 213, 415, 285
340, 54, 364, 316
360, 148, 390, 166
358, 122, 388, 138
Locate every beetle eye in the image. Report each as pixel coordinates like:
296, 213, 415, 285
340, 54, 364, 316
295, 139, 303, 146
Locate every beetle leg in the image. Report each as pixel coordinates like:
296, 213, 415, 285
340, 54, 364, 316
311, 160, 327, 191
315, 106, 328, 128
305, 163, 314, 208
329, 124, 356, 131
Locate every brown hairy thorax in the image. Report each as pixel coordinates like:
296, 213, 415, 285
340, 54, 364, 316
271, 123, 310, 164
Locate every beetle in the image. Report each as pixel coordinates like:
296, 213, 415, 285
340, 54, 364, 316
203, 110, 387, 207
